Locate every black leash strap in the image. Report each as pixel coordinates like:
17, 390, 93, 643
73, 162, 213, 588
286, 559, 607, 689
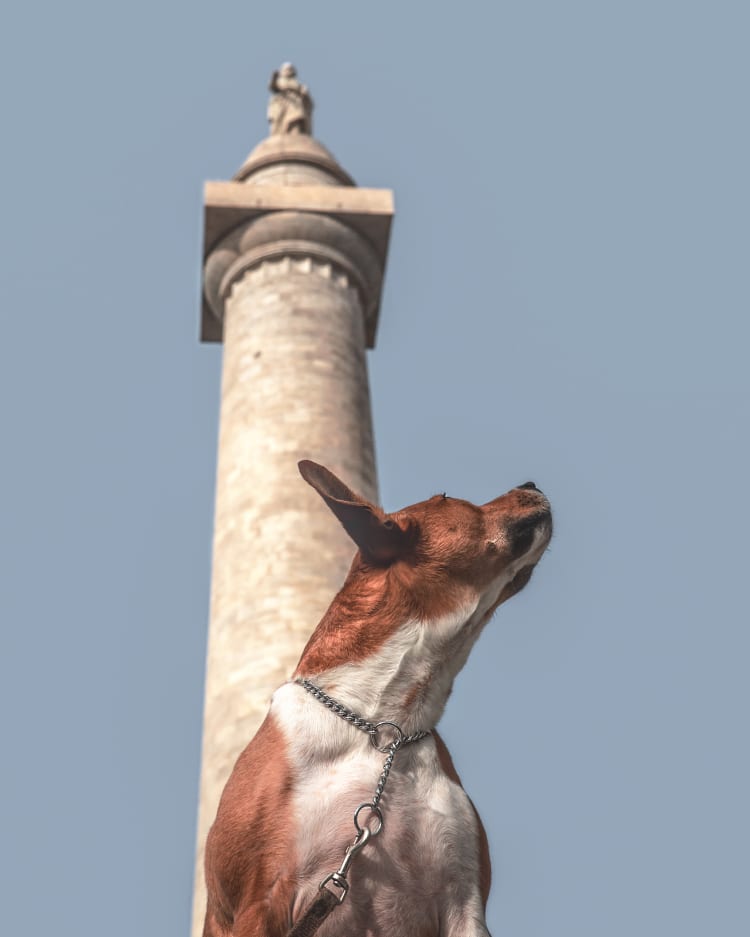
287, 888, 340, 937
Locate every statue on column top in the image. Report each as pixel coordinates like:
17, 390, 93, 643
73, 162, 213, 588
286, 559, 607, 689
267, 63, 313, 136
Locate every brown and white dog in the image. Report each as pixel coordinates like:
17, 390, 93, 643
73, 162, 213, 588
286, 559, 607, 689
203, 461, 552, 937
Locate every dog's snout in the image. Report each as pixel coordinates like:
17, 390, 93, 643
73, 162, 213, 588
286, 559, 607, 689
518, 481, 539, 491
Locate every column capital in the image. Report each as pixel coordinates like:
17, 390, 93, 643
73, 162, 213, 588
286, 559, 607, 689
201, 183, 394, 348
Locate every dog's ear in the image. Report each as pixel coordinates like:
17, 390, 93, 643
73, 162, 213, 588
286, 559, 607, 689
298, 460, 413, 565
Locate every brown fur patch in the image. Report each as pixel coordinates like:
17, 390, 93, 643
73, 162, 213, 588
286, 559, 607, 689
203, 715, 297, 937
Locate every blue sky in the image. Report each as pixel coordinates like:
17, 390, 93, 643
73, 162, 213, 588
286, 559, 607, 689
2, 2, 749, 934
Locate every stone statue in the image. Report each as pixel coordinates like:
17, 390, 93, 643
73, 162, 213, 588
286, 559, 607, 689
267, 63, 313, 136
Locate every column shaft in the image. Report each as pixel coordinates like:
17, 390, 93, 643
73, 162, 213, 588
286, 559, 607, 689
192, 255, 377, 934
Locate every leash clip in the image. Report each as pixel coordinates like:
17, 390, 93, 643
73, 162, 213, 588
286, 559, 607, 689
319, 826, 372, 904
318, 871, 349, 904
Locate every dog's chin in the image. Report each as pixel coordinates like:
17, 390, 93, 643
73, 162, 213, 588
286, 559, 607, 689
505, 564, 536, 599
479, 564, 539, 628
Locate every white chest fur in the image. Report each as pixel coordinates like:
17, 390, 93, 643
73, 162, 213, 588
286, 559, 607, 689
270, 682, 491, 937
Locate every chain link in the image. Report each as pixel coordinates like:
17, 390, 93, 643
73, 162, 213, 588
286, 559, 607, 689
297, 678, 430, 748
297, 678, 378, 734
372, 742, 398, 808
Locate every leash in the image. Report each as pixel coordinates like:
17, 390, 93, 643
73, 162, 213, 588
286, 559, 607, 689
287, 678, 430, 937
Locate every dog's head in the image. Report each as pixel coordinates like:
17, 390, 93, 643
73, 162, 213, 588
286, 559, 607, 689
297, 461, 552, 720
299, 460, 552, 624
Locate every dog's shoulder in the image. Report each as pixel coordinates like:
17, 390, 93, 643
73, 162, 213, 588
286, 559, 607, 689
205, 713, 296, 930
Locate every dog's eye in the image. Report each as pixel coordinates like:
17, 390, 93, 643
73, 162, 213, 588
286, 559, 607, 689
383, 519, 395, 530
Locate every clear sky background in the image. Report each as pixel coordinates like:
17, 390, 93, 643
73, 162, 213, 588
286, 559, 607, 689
2, 2, 748, 935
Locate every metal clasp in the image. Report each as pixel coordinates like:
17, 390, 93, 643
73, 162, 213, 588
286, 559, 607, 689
319, 826, 372, 904
318, 871, 349, 904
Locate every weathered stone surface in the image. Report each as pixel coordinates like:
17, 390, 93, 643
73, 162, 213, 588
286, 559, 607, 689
234, 131, 355, 186
192, 107, 392, 935
200, 184, 393, 346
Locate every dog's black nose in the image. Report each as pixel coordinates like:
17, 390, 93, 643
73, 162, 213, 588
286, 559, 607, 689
518, 481, 539, 491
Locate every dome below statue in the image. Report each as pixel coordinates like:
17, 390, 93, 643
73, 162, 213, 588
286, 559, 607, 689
234, 133, 354, 187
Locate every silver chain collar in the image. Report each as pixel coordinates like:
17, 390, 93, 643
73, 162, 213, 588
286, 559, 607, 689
297, 677, 430, 749
295, 677, 431, 903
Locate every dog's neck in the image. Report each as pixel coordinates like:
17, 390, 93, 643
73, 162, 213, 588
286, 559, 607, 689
298, 617, 472, 735
293, 562, 515, 735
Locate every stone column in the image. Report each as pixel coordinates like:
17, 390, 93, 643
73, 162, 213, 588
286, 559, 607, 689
192, 68, 393, 936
